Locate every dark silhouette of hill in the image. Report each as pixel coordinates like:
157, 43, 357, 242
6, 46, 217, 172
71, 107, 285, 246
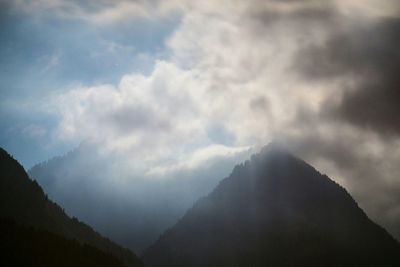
0, 217, 126, 267
0, 147, 143, 267
143, 144, 400, 267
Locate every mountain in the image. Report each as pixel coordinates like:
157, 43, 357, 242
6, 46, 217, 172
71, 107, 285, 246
0, 217, 126, 267
28, 143, 250, 252
0, 147, 143, 267
143, 144, 400, 267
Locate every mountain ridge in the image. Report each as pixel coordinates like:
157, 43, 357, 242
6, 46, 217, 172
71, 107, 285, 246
0, 147, 143, 267
0, 217, 127, 267
143, 144, 400, 267
28, 143, 249, 253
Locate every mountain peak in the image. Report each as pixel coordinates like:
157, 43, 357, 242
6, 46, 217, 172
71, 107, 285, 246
143, 146, 400, 267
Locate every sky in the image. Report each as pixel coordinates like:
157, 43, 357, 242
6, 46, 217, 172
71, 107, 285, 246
1, 0, 400, 239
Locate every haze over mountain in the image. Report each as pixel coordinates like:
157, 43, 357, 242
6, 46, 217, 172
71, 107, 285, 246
2, 0, 400, 246
0, 147, 143, 267
143, 145, 400, 267
29, 143, 252, 252
1, 0, 400, 265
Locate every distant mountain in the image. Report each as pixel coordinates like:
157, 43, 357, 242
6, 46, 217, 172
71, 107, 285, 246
28, 143, 250, 252
0, 217, 126, 267
0, 147, 143, 267
143, 144, 400, 267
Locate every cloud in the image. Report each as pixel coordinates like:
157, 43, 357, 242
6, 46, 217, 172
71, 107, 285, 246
294, 17, 400, 135
289, 13, 400, 238
146, 144, 251, 176
39, 0, 400, 239
54, 61, 207, 172
9, 0, 183, 25
21, 124, 47, 139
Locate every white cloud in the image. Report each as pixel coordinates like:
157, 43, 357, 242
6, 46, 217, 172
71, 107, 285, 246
53, 0, 389, 175
146, 144, 252, 176
11, 0, 182, 24
51, 1, 320, 177
50, 0, 400, 237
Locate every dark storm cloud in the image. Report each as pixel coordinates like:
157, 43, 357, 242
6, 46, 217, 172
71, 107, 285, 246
283, 133, 359, 170
242, 3, 400, 240
295, 17, 400, 135
245, 0, 338, 32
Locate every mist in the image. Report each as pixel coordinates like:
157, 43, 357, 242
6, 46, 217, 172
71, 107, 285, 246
29, 142, 254, 252
1, 0, 400, 258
